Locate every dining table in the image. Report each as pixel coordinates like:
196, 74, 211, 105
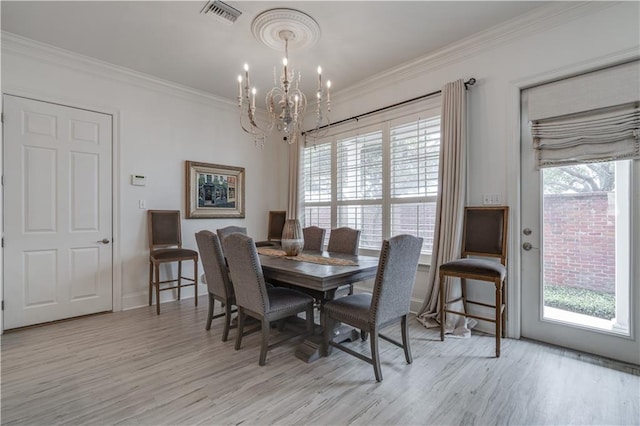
257, 247, 379, 362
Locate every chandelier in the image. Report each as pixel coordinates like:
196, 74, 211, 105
237, 9, 331, 147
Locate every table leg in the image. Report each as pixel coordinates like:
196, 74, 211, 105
294, 295, 360, 363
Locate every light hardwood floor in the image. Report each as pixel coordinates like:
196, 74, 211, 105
2, 296, 639, 425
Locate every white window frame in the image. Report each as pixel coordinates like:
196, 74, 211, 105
302, 98, 441, 264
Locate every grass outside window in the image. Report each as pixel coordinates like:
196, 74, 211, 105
544, 284, 615, 320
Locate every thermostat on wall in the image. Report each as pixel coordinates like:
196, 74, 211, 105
131, 174, 147, 186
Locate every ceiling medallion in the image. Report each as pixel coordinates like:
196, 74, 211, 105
251, 8, 321, 51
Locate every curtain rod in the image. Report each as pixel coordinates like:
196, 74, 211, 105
303, 77, 476, 136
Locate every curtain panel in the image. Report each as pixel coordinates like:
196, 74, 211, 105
416, 79, 473, 337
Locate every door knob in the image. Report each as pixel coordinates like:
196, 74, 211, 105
97, 238, 111, 244
523, 228, 532, 235
522, 242, 533, 251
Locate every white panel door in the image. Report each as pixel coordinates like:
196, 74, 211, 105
3, 95, 113, 329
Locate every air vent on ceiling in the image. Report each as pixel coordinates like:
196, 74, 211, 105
200, 1, 242, 25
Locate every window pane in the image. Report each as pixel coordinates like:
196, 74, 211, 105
304, 205, 332, 244
541, 160, 629, 334
304, 205, 331, 229
338, 204, 382, 249
390, 117, 440, 198
337, 131, 383, 201
303, 143, 331, 203
391, 202, 436, 253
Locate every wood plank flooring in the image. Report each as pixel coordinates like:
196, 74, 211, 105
2, 296, 639, 425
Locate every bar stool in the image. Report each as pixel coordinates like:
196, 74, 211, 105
439, 206, 509, 357
148, 210, 198, 315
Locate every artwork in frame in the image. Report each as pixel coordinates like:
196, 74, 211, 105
185, 161, 245, 219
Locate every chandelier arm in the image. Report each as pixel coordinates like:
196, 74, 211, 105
240, 108, 273, 137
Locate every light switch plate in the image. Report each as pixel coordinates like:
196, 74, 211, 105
131, 174, 146, 186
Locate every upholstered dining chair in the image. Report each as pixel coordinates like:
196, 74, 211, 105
216, 226, 247, 244
327, 227, 362, 295
439, 206, 509, 358
322, 234, 423, 382
327, 227, 361, 255
302, 226, 326, 251
147, 210, 198, 315
222, 233, 315, 366
255, 210, 287, 247
195, 230, 236, 341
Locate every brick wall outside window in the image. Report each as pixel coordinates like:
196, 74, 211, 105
543, 192, 615, 294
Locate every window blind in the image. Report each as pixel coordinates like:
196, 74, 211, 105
390, 117, 441, 198
532, 105, 639, 168
337, 131, 383, 201
389, 117, 441, 252
302, 101, 442, 256
303, 142, 331, 202
335, 131, 383, 248
527, 60, 640, 168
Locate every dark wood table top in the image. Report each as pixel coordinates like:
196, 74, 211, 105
259, 250, 379, 294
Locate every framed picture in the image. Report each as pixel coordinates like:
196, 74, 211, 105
185, 161, 245, 219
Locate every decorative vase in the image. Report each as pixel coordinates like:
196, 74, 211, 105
281, 219, 304, 256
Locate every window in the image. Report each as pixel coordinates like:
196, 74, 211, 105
303, 142, 332, 232
302, 106, 441, 258
389, 117, 440, 253
337, 131, 383, 249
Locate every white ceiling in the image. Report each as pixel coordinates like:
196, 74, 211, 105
1, 1, 550, 102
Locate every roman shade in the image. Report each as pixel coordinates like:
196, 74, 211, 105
527, 60, 640, 168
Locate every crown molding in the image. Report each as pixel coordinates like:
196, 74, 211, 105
333, 2, 617, 104
1, 31, 237, 110
0, 2, 621, 111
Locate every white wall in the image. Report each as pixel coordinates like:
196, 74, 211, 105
343, 2, 640, 333
2, 2, 639, 331
1, 34, 290, 310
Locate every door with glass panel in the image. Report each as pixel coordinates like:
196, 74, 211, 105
520, 63, 639, 364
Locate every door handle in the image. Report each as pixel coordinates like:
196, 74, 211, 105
523, 242, 532, 251
97, 238, 111, 244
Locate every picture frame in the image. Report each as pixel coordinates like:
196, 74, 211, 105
185, 161, 245, 219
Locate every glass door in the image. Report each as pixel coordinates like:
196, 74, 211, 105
520, 92, 640, 365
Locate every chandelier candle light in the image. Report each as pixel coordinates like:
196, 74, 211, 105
237, 9, 331, 147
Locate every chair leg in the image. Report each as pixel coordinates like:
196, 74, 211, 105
206, 293, 214, 330
348, 283, 354, 295
502, 280, 507, 338
222, 301, 232, 342
235, 309, 245, 350
461, 277, 468, 313
148, 262, 153, 306
155, 263, 161, 315
259, 319, 270, 366
370, 329, 382, 382
193, 259, 198, 307
495, 278, 502, 358
177, 261, 182, 300
401, 315, 412, 364
439, 271, 446, 341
